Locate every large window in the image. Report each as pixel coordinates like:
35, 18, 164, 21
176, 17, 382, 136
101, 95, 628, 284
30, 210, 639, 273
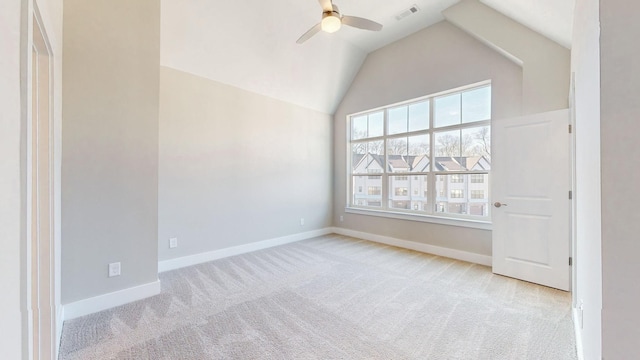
348, 83, 491, 221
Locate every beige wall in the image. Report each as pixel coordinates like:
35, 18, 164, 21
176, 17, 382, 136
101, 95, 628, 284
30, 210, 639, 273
600, 0, 640, 358
333, 21, 524, 256
158, 67, 333, 261
62, 0, 160, 303
443, 0, 570, 115
571, 0, 602, 358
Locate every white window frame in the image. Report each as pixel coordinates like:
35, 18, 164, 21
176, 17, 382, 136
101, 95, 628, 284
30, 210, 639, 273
346, 81, 492, 230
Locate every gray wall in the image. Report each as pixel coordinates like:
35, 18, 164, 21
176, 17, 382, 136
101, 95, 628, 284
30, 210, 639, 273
62, 0, 160, 303
158, 67, 333, 261
333, 21, 524, 256
571, 0, 602, 358
600, 0, 640, 358
442, 0, 570, 115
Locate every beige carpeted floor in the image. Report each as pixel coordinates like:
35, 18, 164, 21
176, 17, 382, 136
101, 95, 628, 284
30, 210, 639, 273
59, 234, 577, 359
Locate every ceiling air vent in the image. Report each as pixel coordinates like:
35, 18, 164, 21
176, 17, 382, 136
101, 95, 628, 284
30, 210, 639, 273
395, 4, 420, 21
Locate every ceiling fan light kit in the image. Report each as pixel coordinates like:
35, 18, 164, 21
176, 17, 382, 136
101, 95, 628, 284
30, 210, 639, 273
297, 0, 383, 44
321, 12, 342, 33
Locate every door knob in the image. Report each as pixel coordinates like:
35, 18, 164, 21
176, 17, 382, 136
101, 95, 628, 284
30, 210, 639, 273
494, 202, 508, 208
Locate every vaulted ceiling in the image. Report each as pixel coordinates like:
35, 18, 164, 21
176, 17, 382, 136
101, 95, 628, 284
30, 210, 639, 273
161, 0, 574, 114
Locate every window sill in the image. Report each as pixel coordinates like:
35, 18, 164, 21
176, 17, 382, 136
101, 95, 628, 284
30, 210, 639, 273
344, 207, 492, 230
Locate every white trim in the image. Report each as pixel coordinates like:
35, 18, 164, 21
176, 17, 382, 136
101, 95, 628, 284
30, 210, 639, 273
158, 228, 334, 273
331, 227, 492, 266
55, 305, 63, 357
572, 307, 585, 360
63, 280, 161, 320
345, 207, 492, 230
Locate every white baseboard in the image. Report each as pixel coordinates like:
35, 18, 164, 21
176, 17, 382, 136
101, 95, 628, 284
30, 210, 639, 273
331, 227, 492, 266
158, 228, 334, 273
572, 307, 585, 360
63, 279, 161, 321
62, 227, 484, 321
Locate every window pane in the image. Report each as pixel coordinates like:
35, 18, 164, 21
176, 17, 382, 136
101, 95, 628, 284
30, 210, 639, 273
461, 126, 491, 165
408, 134, 429, 172
387, 137, 408, 173
388, 106, 408, 135
388, 155, 410, 174
389, 175, 428, 211
467, 173, 489, 216
352, 141, 383, 174
409, 101, 429, 132
352, 116, 367, 140
435, 174, 489, 217
351, 143, 366, 173
408, 134, 429, 156
434, 93, 461, 128
462, 86, 491, 124
352, 112, 384, 140
368, 140, 384, 156
387, 137, 408, 156
415, 175, 429, 211
352, 175, 382, 208
369, 112, 384, 138
434, 129, 461, 160
388, 175, 428, 211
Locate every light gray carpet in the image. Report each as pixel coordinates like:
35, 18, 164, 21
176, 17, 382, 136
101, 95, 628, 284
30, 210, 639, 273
59, 234, 577, 359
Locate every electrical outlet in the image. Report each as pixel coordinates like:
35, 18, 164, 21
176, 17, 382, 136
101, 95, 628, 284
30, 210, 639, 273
300, 218, 305, 226
169, 237, 178, 249
108, 262, 121, 277
340, 215, 344, 222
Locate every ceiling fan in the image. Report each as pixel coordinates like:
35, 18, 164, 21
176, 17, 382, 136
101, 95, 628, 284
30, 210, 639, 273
297, 0, 383, 44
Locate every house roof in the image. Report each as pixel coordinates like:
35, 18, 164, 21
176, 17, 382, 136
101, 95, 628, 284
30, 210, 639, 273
354, 152, 490, 172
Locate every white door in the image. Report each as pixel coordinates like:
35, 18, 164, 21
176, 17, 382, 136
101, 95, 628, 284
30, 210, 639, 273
492, 109, 571, 291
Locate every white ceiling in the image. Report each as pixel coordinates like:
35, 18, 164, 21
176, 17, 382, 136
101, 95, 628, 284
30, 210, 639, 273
161, 0, 574, 114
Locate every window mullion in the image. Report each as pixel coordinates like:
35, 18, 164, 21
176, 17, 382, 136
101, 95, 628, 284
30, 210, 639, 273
428, 97, 435, 214
382, 108, 389, 211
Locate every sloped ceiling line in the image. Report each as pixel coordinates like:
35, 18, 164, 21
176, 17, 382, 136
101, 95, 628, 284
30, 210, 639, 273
161, 0, 573, 115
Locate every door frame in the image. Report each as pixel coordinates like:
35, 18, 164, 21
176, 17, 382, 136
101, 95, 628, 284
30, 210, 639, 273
569, 73, 578, 304
22, 1, 60, 358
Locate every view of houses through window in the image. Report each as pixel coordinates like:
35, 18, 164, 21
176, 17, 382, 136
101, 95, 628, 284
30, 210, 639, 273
349, 83, 491, 220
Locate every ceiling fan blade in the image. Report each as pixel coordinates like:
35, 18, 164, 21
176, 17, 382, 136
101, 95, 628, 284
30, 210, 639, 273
318, 0, 333, 12
342, 16, 383, 31
296, 23, 322, 44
